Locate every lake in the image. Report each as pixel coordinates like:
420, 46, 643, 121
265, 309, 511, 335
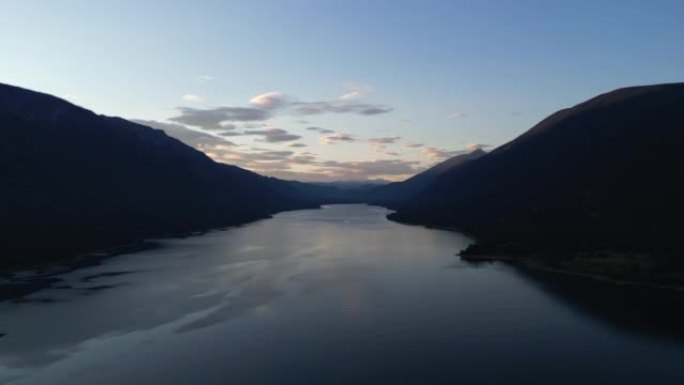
1, 204, 683, 384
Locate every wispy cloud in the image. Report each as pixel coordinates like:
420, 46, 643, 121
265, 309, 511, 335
338, 82, 374, 100
181, 94, 204, 102
368, 136, 401, 145
170, 86, 392, 131
422, 147, 463, 160
205, 141, 420, 181
312, 159, 421, 181
465, 143, 492, 151
320, 133, 356, 144
338, 91, 364, 100
244, 128, 302, 143
368, 136, 402, 155
249, 92, 289, 109
306, 126, 335, 134
293, 101, 393, 116
142, 121, 423, 182
170, 106, 271, 129
218, 129, 241, 137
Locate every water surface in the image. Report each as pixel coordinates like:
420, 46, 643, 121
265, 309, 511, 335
1, 205, 683, 384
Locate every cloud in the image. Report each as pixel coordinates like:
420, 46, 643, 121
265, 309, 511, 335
290, 153, 317, 164
250, 150, 294, 158
244, 128, 302, 143
339, 91, 364, 100
218, 130, 242, 137
241, 122, 263, 129
167, 86, 391, 133
404, 142, 424, 148
196, 144, 298, 173
169, 106, 271, 129
311, 159, 421, 181
339, 83, 374, 100
368, 136, 402, 155
255, 158, 420, 182
196, 137, 422, 182
205, 146, 293, 162
465, 143, 492, 152
449, 112, 466, 119
136, 119, 424, 182
320, 133, 356, 144
422, 147, 464, 160
293, 101, 393, 116
368, 136, 401, 145
181, 94, 204, 102
358, 105, 394, 115
306, 126, 335, 134
249, 92, 289, 109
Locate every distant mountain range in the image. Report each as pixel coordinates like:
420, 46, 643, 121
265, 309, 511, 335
0, 83, 322, 268
313, 180, 389, 190
389, 83, 684, 261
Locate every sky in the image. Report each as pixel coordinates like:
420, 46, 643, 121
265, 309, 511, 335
1, 0, 683, 181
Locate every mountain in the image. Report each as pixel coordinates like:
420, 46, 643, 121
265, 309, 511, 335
0, 83, 319, 268
314, 180, 389, 190
366, 149, 486, 206
389, 83, 684, 259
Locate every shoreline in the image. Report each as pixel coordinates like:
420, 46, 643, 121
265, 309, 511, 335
459, 253, 684, 292
0, 204, 325, 302
0, 241, 160, 302
1, 201, 328, 276
0, 210, 297, 275
387, 215, 684, 292
384, 215, 684, 292
0, 213, 282, 302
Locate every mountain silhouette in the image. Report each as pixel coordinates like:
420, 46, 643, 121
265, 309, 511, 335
0, 83, 319, 268
366, 148, 486, 206
389, 83, 684, 256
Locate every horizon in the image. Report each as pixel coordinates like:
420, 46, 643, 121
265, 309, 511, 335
2, 1, 683, 181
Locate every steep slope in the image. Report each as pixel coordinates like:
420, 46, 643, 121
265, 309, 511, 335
390, 83, 684, 256
366, 149, 486, 206
0, 83, 318, 268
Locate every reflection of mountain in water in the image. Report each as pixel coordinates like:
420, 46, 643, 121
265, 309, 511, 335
510, 265, 684, 345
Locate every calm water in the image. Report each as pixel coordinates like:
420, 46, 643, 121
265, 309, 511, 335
1, 204, 683, 384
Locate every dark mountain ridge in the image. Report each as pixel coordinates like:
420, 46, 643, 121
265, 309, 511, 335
389, 83, 684, 261
0, 83, 320, 268
365, 148, 486, 207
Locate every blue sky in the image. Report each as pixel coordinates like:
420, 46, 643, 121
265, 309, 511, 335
2, 0, 683, 180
